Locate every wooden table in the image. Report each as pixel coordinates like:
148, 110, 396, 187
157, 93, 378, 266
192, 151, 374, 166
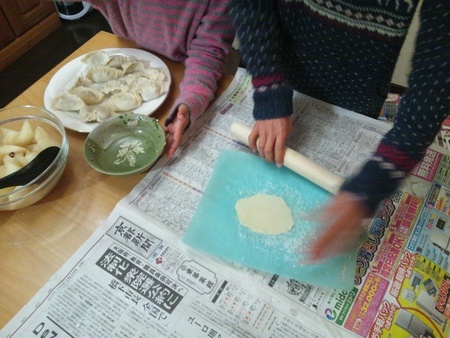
0, 31, 233, 328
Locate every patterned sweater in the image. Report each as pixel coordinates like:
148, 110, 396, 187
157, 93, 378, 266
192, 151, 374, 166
230, 0, 450, 214
86, 0, 234, 124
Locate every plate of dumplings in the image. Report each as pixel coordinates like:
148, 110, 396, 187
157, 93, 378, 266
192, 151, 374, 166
44, 48, 171, 133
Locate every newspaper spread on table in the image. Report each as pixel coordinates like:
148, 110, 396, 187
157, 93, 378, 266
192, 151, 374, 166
3, 68, 450, 338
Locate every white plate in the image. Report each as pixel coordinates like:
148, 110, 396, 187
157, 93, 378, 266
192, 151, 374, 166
44, 48, 171, 133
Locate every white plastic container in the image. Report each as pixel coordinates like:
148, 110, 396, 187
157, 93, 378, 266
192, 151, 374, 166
54, 1, 92, 20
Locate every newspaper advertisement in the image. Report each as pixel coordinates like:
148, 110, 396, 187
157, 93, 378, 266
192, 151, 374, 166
125, 69, 450, 338
2, 68, 450, 338
2, 202, 344, 338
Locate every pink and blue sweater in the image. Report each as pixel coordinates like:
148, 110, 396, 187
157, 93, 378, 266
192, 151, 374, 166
86, 0, 234, 125
230, 0, 450, 214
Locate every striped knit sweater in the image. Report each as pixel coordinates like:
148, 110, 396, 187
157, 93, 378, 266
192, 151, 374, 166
87, 0, 234, 124
230, 0, 450, 214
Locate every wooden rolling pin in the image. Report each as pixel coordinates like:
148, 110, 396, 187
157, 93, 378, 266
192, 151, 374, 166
230, 121, 345, 195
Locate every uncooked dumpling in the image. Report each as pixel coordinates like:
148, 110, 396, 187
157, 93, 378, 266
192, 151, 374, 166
101, 79, 129, 95
79, 106, 97, 122
81, 50, 110, 66
66, 75, 89, 91
95, 106, 116, 122
137, 81, 164, 101
71, 86, 104, 105
122, 61, 145, 74
124, 72, 148, 86
142, 67, 167, 81
51, 51, 170, 124
111, 92, 142, 111
85, 65, 123, 83
51, 92, 85, 111
235, 194, 294, 235
79, 104, 115, 122
106, 54, 129, 67
126, 75, 165, 101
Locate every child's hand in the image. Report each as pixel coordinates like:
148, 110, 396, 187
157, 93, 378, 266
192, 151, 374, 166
304, 192, 369, 263
249, 117, 292, 167
164, 104, 190, 158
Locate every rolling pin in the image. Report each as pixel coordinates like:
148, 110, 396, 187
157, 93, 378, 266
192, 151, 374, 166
230, 121, 345, 195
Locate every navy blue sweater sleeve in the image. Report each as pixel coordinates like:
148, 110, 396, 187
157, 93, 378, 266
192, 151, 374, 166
229, 0, 293, 120
230, 0, 450, 215
341, 1, 450, 214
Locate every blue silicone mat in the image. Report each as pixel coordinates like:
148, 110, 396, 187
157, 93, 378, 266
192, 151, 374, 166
183, 150, 358, 290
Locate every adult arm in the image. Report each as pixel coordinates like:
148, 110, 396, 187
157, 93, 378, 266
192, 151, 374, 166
164, 1, 234, 157
229, 0, 294, 165
309, 2, 450, 261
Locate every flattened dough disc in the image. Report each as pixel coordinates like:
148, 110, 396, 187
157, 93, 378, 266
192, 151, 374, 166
235, 193, 294, 235
183, 150, 359, 290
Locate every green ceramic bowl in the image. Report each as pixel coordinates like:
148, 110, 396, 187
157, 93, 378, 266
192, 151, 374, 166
84, 114, 166, 176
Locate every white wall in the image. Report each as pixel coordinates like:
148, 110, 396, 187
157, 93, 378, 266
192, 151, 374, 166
391, 1, 422, 88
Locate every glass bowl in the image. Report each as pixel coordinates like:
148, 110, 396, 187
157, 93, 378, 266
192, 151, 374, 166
0, 105, 69, 210
84, 114, 166, 176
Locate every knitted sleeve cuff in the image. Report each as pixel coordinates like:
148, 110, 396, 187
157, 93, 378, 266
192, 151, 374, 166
340, 159, 404, 215
253, 84, 293, 120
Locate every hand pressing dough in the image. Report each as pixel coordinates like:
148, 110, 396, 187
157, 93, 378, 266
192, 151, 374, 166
235, 193, 294, 234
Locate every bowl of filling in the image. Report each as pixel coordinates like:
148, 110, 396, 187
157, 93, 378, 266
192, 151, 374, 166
84, 113, 166, 176
0, 105, 69, 211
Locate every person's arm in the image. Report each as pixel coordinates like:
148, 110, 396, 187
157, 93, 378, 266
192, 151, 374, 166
164, 0, 234, 157
164, 104, 190, 158
229, 0, 293, 165
308, 1, 450, 261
